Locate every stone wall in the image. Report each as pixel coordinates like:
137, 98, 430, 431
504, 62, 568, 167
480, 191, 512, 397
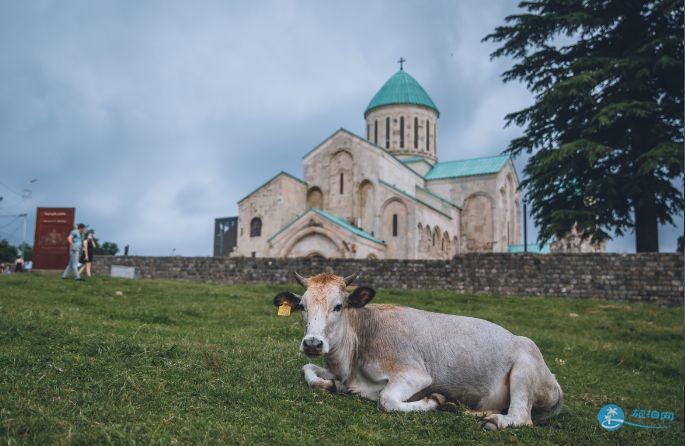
92, 253, 683, 305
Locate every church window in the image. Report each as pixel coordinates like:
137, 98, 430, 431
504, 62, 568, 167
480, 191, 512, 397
399, 117, 404, 148
392, 214, 398, 237
434, 123, 437, 152
367, 124, 370, 140
374, 120, 378, 144
339, 173, 344, 194
414, 117, 418, 149
426, 119, 430, 152
385, 117, 390, 148
249, 218, 262, 237
432, 231, 436, 245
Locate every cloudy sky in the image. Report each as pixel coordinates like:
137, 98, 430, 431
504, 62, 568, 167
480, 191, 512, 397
0, 0, 681, 255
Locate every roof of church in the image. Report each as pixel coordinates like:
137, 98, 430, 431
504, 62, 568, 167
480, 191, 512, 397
365, 70, 439, 117
237, 171, 306, 203
400, 156, 430, 164
311, 208, 384, 244
425, 154, 510, 180
378, 180, 453, 219
302, 128, 425, 181
267, 207, 384, 245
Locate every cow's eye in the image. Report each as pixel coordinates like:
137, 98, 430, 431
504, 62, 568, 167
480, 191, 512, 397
333, 304, 342, 312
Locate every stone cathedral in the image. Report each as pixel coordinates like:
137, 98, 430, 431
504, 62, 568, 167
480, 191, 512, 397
232, 67, 522, 259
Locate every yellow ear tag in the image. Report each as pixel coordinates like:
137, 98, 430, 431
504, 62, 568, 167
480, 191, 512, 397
277, 303, 291, 316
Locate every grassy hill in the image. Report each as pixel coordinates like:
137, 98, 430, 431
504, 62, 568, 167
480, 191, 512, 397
1, 274, 682, 445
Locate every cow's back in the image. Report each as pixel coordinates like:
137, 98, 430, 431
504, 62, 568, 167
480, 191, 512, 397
351, 304, 522, 406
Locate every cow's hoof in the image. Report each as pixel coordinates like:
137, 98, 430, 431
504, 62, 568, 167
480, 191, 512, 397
437, 402, 459, 414
479, 414, 502, 431
429, 393, 447, 405
480, 420, 499, 431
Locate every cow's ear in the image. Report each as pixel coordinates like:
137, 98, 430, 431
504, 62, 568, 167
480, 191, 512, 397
347, 286, 375, 308
274, 291, 302, 310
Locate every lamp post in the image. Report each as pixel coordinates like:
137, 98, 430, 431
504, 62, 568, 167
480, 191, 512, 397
20, 213, 27, 245
523, 198, 528, 253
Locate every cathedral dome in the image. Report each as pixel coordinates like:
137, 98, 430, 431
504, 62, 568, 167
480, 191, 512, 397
365, 70, 439, 117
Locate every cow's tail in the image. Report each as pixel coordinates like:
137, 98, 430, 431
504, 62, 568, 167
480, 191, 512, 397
534, 379, 563, 421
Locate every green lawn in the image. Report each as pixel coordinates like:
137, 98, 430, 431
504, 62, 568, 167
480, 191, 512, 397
0, 274, 682, 445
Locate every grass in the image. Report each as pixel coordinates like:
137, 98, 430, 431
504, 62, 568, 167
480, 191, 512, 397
0, 273, 683, 445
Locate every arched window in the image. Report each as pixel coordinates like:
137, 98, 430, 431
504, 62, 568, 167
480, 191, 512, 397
426, 119, 430, 152
392, 214, 398, 237
307, 186, 323, 209
434, 122, 437, 152
249, 217, 262, 237
367, 124, 370, 140
385, 117, 390, 148
432, 231, 436, 245
414, 117, 418, 149
374, 120, 378, 144
399, 117, 404, 148
339, 173, 344, 194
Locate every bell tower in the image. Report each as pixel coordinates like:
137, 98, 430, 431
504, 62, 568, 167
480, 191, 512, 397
364, 61, 439, 163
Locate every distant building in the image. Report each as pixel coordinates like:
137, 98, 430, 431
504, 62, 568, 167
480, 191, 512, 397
214, 217, 237, 257
507, 243, 551, 254
231, 68, 521, 259
550, 226, 606, 253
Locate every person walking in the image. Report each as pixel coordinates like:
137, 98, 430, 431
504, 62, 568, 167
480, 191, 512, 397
79, 230, 97, 277
62, 223, 86, 280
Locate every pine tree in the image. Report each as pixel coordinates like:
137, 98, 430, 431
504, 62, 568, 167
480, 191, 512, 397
485, 0, 683, 252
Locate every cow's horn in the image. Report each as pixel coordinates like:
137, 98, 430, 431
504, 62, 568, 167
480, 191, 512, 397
343, 271, 360, 286
293, 272, 308, 288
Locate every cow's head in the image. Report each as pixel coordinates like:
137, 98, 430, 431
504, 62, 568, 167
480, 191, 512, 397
273, 272, 375, 357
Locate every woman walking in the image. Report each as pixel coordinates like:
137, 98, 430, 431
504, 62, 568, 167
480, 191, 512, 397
79, 230, 97, 277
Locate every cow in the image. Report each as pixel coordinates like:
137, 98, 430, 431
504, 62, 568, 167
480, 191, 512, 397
273, 272, 563, 431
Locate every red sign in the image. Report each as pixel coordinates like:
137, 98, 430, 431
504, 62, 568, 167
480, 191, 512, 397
33, 207, 75, 270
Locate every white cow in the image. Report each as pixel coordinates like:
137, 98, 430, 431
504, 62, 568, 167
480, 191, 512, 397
273, 272, 563, 430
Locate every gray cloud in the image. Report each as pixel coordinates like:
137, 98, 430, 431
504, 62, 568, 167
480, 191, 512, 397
1, 0, 681, 254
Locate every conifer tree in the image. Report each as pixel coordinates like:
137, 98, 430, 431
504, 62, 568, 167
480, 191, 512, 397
485, 0, 684, 251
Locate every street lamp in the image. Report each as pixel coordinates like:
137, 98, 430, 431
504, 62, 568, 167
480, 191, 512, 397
522, 197, 528, 253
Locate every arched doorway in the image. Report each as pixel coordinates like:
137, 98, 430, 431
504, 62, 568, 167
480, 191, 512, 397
461, 193, 494, 252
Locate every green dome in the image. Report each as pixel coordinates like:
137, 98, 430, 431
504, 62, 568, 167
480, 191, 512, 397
365, 70, 439, 117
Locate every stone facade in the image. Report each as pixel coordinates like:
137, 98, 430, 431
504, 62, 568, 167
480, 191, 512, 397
93, 253, 684, 306
551, 226, 606, 253
365, 104, 439, 162
232, 70, 522, 259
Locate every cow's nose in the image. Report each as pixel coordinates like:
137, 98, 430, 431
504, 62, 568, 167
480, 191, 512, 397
303, 338, 323, 350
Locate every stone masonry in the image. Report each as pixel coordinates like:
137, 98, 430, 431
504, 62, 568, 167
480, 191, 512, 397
93, 253, 684, 306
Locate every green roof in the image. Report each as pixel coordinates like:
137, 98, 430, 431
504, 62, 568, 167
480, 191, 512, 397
365, 70, 439, 117
311, 208, 383, 244
400, 156, 429, 164
268, 208, 384, 245
425, 155, 509, 180
507, 244, 551, 253
378, 180, 453, 219
416, 185, 461, 210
